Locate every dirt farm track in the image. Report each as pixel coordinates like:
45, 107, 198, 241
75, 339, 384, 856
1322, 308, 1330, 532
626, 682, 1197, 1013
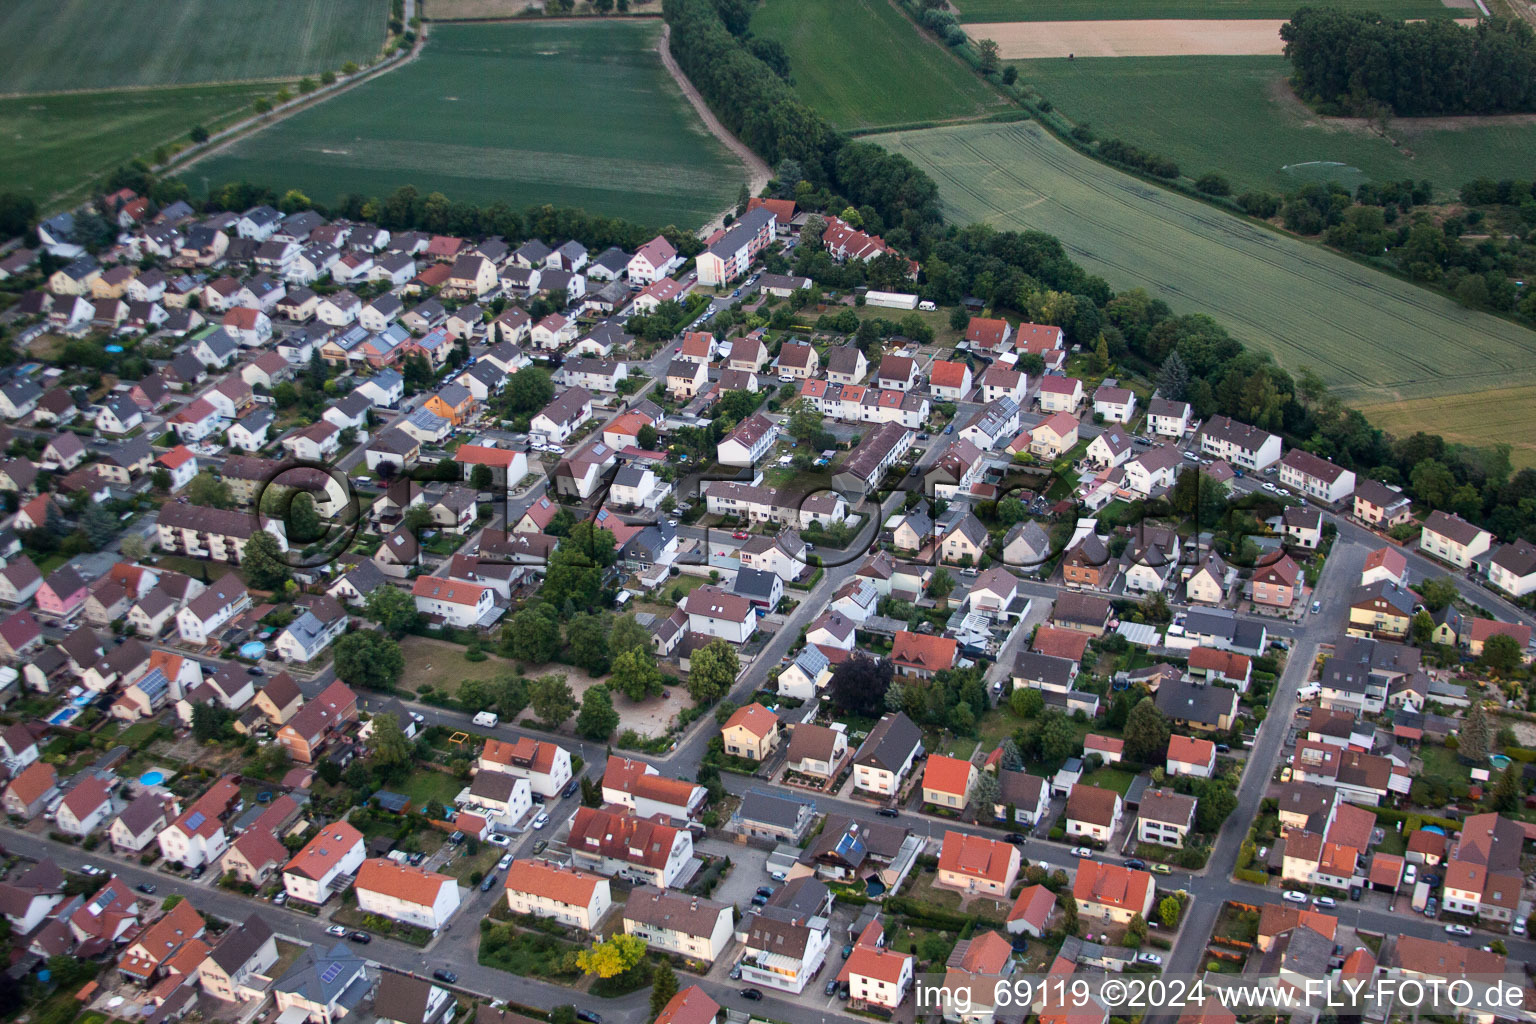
971, 17, 1477, 58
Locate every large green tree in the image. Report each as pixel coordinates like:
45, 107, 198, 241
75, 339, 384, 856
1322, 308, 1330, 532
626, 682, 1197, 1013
575, 685, 620, 740
1122, 697, 1171, 763
565, 612, 613, 675
242, 529, 290, 590
333, 632, 404, 690
528, 674, 576, 727
688, 639, 739, 704
505, 603, 560, 663
365, 585, 420, 636
610, 648, 665, 701
369, 713, 412, 779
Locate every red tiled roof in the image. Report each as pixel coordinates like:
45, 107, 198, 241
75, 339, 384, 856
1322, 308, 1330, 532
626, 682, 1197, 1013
356, 858, 455, 906
892, 630, 957, 671
922, 755, 975, 797
938, 830, 1016, 884
1073, 860, 1153, 912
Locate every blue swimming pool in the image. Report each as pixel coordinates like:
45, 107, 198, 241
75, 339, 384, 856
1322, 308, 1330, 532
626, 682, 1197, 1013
240, 641, 267, 659
47, 706, 81, 726
140, 770, 165, 786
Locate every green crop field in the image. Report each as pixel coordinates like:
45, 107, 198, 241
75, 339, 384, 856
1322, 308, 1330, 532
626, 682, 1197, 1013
1014, 56, 1536, 197
953, 0, 1459, 21
875, 121, 1536, 446
0, 0, 387, 93
751, 0, 1009, 131
192, 21, 746, 230
0, 84, 274, 205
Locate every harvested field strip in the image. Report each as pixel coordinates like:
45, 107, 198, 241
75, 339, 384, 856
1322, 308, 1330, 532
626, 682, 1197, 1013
1358, 388, 1536, 469
0, 0, 387, 93
953, 0, 1463, 21
874, 121, 1536, 416
972, 19, 1289, 57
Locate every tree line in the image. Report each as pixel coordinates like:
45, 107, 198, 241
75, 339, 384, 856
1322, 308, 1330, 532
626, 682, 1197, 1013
1281, 7, 1536, 116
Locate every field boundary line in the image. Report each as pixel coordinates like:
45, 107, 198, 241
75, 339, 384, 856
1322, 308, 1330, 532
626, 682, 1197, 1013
0, 76, 307, 101
166, 17, 430, 191
657, 23, 769, 236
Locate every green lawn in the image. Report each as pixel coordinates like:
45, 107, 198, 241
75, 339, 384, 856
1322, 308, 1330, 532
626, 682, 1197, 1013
751, 0, 1010, 131
398, 635, 513, 697
0, 82, 275, 207
1419, 742, 1470, 788
1012, 56, 1536, 198
394, 769, 466, 808
193, 21, 746, 229
874, 120, 1536, 421
0, 0, 387, 92
1082, 766, 1137, 795
953, 0, 1460, 20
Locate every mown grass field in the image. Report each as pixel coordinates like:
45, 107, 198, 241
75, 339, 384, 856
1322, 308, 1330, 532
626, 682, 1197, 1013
874, 121, 1536, 444
0, 83, 275, 205
751, 0, 1009, 131
1014, 56, 1536, 197
953, 0, 1459, 20
1358, 388, 1536, 468
0, 0, 387, 93
193, 21, 744, 229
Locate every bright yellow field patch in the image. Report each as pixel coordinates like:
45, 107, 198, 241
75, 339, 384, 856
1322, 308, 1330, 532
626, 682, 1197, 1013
970, 19, 1289, 57
1359, 388, 1536, 469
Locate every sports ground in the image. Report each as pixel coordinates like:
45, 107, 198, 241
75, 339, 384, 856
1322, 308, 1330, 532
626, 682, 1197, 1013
192, 22, 747, 230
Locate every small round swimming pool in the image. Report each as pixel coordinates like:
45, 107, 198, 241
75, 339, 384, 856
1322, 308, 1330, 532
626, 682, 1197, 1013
139, 770, 165, 786
1490, 754, 1513, 770
240, 641, 267, 659
104, 344, 123, 353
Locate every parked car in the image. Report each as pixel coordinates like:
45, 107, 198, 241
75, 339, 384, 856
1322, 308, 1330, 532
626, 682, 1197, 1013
1404, 863, 1418, 886
532, 840, 548, 855
1125, 858, 1146, 870
479, 873, 497, 893
79, 864, 105, 877
1283, 890, 1309, 904
532, 811, 550, 829
750, 894, 768, 907
433, 970, 458, 984
1071, 847, 1094, 859
729, 962, 743, 980
562, 778, 580, 799
498, 854, 514, 872
487, 833, 511, 847
349, 931, 372, 944
875, 807, 900, 818
136, 883, 157, 895
576, 1012, 603, 1024
825, 979, 839, 996
1445, 924, 1473, 937
756, 886, 776, 898
1137, 953, 1162, 965
841, 944, 854, 959
1314, 896, 1337, 909
739, 989, 763, 1002
326, 925, 349, 937
272, 891, 288, 905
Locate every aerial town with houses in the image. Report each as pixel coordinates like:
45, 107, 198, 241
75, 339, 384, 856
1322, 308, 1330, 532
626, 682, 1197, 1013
4, 4, 1536, 1024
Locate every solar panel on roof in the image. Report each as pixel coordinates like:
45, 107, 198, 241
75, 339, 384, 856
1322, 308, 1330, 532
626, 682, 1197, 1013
185, 811, 206, 830
320, 962, 344, 985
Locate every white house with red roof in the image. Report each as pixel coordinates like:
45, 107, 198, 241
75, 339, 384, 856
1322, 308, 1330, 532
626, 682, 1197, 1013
157, 445, 198, 491
504, 859, 611, 931
411, 575, 500, 628
937, 831, 1020, 897
283, 822, 365, 904
478, 736, 573, 799
158, 775, 239, 869
627, 236, 681, 285
681, 585, 755, 644
1166, 734, 1217, 778
1007, 884, 1058, 937
1037, 376, 1084, 413
55, 774, 114, 837
356, 858, 461, 931
839, 920, 913, 1011
1074, 860, 1155, 924
602, 755, 707, 822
